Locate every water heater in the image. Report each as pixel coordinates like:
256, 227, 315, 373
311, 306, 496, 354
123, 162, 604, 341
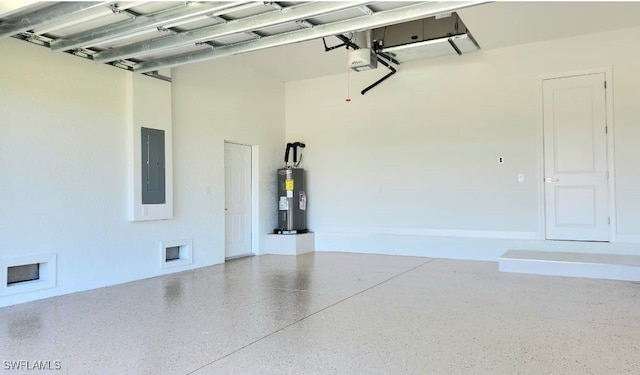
275, 168, 307, 234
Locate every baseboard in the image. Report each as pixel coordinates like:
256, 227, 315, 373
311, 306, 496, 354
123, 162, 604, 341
314, 231, 640, 261
319, 227, 540, 240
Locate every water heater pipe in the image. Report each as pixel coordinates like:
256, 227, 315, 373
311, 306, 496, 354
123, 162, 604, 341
284, 142, 306, 166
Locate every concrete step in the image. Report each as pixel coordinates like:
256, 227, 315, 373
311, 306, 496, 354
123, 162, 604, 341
498, 250, 640, 282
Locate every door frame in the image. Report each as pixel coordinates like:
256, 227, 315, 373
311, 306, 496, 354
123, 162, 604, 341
536, 67, 616, 242
224, 140, 260, 257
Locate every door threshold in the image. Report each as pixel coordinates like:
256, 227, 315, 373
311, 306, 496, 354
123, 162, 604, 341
225, 253, 254, 261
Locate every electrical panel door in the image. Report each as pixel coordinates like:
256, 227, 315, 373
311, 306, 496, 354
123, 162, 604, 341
141, 127, 166, 204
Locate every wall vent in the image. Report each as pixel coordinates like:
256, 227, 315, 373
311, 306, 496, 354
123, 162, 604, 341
165, 246, 180, 262
1, 254, 57, 296
161, 239, 193, 269
7, 264, 40, 285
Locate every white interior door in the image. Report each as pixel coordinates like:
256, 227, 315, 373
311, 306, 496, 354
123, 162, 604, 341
543, 73, 609, 241
225, 142, 252, 258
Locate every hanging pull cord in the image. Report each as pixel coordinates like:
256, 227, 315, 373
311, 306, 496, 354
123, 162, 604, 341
346, 44, 351, 102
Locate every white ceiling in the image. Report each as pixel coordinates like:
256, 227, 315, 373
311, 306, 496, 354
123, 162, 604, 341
458, 1, 640, 50
219, 1, 640, 82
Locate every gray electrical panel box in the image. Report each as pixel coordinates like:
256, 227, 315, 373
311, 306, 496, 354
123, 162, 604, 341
141, 127, 166, 204
276, 168, 307, 233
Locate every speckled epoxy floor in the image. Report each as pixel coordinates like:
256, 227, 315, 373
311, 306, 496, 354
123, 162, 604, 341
1, 252, 639, 374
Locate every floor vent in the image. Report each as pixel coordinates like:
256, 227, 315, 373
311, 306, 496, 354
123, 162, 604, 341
161, 240, 193, 269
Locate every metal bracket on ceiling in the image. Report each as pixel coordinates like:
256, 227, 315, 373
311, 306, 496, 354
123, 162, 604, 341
295, 20, 314, 29
71, 48, 95, 59
195, 41, 215, 49
266, 2, 283, 11
157, 26, 178, 36
322, 34, 352, 54
109, 4, 138, 20
113, 60, 136, 71
372, 40, 400, 65
17, 32, 53, 47
143, 71, 172, 83
109, 4, 122, 14
207, 14, 228, 23
358, 6, 373, 15
26, 37, 49, 47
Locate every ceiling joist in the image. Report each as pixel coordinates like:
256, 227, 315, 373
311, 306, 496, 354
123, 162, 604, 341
0, 1, 488, 81
134, 1, 485, 73
0, 2, 113, 39
50, 2, 251, 52
93, 1, 372, 63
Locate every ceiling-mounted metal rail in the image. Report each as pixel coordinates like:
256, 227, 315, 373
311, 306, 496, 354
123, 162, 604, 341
0, 2, 114, 39
133, 1, 485, 74
93, 1, 371, 63
0, 1, 486, 84
50, 1, 250, 52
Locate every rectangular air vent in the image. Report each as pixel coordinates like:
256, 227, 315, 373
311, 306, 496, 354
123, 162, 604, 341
7, 264, 40, 285
1, 254, 57, 296
165, 246, 180, 262
161, 239, 193, 269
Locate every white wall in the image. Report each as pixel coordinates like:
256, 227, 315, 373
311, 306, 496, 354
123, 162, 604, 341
3, 23, 640, 306
285, 26, 640, 259
127, 73, 174, 222
171, 58, 285, 261
0, 38, 284, 307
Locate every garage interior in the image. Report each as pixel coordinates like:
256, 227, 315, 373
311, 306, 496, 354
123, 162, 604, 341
1, 1, 640, 373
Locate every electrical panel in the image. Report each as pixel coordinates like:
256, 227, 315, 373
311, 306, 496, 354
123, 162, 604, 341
141, 127, 166, 204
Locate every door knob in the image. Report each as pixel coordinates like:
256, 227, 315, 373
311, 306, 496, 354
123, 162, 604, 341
545, 178, 559, 183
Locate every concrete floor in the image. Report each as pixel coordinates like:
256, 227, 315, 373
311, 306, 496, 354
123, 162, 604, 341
0, 252, 639, 374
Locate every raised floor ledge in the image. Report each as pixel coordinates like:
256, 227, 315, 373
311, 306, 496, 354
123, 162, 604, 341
498, 250, 640, 282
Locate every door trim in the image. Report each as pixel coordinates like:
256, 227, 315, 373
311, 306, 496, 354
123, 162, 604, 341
250, 144, 260, 255
537, 67, 616, 242
224, 140, 259, 258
